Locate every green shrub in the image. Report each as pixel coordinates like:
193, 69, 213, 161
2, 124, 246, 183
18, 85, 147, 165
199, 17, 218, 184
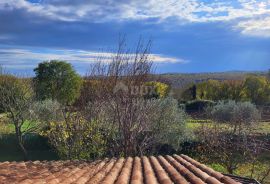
0, 133, 57, 161
210, 100, 261, 129
151, 97, 193, 151
31, 99, 63, 124
83, 97, 192, 156
46, 114, 106, 160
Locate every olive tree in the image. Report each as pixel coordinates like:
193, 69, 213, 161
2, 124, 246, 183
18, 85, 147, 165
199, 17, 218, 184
151, 97, 191, 151
0, 75, 35, 160
210, 100, 261, 133
81, 97, 189, 157
31, 99, 63, 123
46, 38, 189, 158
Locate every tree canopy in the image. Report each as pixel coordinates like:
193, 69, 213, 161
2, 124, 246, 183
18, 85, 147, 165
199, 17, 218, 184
210, 100, 261, 132
33, 60, 82, 105
244, 76, 270, 105
144, 81, 170, 99
191, 76, 270, 105
0, 74, 35, 159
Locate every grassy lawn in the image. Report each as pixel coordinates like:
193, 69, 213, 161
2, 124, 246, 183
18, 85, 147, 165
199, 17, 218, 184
187, 119, 270, 134
0, 114, 58, 161
254, 122, 270, 134
186, 119, 213, 129
208, 162, 270, 184
0, 120, 38, 135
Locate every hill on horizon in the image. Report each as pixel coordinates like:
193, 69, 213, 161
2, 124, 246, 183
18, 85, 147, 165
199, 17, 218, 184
156, 71, 267, 89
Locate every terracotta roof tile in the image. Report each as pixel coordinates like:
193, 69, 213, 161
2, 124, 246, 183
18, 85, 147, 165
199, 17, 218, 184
0, 154, 241, 184
142, 156, 158, 184
131, 157, 143, 184
115, 157, 133, 184
150, 156, 172, 184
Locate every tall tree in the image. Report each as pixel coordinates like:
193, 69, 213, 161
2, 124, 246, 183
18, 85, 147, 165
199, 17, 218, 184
34, 60, 82, 105
219, 80, 245, 101
144, 81, 170, 99
191, 84, 197, 100
197, 80, 221, 101
0, 75, 35, 160
244, 76, 270, 105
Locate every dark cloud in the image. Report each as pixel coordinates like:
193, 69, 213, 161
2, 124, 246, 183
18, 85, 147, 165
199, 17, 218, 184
0, 2, 160, 51
0, 0, 270, 74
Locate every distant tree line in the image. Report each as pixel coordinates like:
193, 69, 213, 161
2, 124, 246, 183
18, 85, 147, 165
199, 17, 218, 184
181, 75, 270, 105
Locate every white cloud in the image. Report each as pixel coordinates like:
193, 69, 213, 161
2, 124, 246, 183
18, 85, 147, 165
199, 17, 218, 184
236, 16, 270, 37
150, 54, 188, 63
0, 48, 187, 70
0, 0, 270, 37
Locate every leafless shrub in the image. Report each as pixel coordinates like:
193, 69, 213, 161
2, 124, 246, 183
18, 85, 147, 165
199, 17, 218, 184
197, 101, 270, 181
83, 37, 154, 157
78, 37, 189, 157
198, 124, 250, 174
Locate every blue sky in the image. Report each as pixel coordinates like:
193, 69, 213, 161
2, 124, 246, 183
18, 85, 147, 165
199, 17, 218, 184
0, 0, 270, 75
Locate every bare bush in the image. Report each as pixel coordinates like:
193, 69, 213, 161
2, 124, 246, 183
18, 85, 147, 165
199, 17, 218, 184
198, 124, 249, 174
198, 101, 269, 180
83, 37, 154, 157
77, 37, 188, 157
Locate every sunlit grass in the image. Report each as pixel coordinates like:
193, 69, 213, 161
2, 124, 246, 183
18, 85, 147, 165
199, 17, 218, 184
187, 119, 270, 134
0, 114, 39, 135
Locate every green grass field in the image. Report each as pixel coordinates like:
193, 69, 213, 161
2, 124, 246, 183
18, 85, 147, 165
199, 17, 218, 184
187, 119, 270, 134
0, 116, 58, 161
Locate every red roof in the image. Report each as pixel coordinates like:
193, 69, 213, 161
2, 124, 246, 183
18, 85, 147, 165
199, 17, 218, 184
0, 154, 240, 184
